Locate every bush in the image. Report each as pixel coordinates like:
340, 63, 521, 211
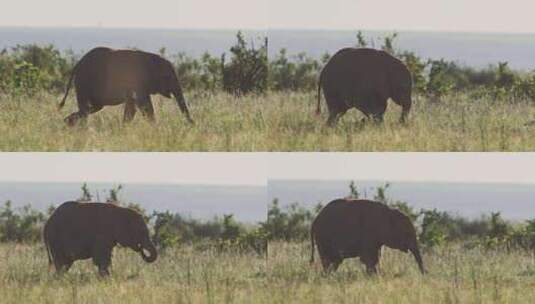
0, 44, 75, 95
3, 31, 535, 102
426, 59, 455, 100
173, 52, 222, 92
269, 49, 319, 91
419, 209, 451, 248
0, 201, 45, 243
265, 199, 318, 241
222, 32, 268, 95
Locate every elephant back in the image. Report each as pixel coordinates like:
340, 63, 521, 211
322, 48, 407, 79
312, 199, 396, 244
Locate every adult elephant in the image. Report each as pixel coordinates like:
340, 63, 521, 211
316, 48, 412, 125
43, 201, 157, 276
310, 199, 425, 275
58, 47, 193, 125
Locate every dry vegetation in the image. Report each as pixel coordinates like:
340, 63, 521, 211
1, 91, 534, 151
3, 242, 535, 303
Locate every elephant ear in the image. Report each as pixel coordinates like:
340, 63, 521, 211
150, 55, 175, 97
145, 55, 162, 92
388, 60, 412, 100
114, 208, 138, 247
385, 209, 408, 251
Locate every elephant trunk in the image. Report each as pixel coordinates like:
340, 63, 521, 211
140, 242, 158, 263
173, 87, 194, 124
410, 246, 425, 274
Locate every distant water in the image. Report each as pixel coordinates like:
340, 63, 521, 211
2, 27, 535, 69
0, 182, 266, 223
270, 30, 535, 70
269, 180, 535, 221
0, 27, 266, 59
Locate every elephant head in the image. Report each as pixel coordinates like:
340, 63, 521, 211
385, 210, 425, 274
150, 55, 194, 124
114, 208, 158, 263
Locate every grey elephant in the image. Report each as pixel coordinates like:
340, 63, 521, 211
43, 201, 157, 276
316, 48, 412, 125
310, 199, 425, 275
58, 47, 193, 125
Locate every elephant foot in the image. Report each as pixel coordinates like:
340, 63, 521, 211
98, 268, 110, 277
366, 266, 378, 275
372, 115, 384, 124
186, 116, 194, 125
64, 112, 86, 127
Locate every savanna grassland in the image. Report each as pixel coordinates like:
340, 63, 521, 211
1, 91, 535, 151
0, 243, 268, 304
3, 242, 535, 303
268, 241, 535, 304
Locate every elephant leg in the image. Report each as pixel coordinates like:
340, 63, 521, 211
391, 96, 411, 123
324, 90, 348, 126
53, 253, 73, 274
123, 101, 137, 123
372, 113, 384, 124
318, 244, 342, 273
361, 247, 380, 275
60, 260, 74, 274
87, 103, 103, 114
329, 257, 342, 272
320, 256, 331, 271
327, 112, 339, 126
316, 243, 332, 271
400, 105, 410, 124
320, 256, 342, 273
92, 244, 113, 276
64, 92, 91, 126
327, 110, 347, 127
136, 95, 155, 122
370, 95, 387, 124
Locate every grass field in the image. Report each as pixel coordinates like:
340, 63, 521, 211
1, 91, 535, 151
268, 241, 535, 303
3, 242, 535, 303
0, 243, 267, 304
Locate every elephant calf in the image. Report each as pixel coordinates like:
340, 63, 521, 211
43, 201, 157, 276
58, 47, 193, 126
316, 48, 413, 125
310, 199, 425, 275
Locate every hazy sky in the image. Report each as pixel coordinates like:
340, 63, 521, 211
2, 1, 534, 32
268, 153, 535, 184
1, 0, 267, 29
0, 153, 266, 185
269, 1, 535, 32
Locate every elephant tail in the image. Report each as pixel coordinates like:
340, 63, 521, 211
315, 82, 322, 116
58, 62, 79, 110
310, 229, 315, 264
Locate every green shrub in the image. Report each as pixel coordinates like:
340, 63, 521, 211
419, 209, 450, 248
0, 201, 45, 243
269, 49, 319, 91
265, 199, 318, 241
222, 31, 268, 95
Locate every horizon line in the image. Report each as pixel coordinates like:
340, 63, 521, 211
0, 180, 265, 187
269, 179, 535, 186
2, 25, 535, 35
